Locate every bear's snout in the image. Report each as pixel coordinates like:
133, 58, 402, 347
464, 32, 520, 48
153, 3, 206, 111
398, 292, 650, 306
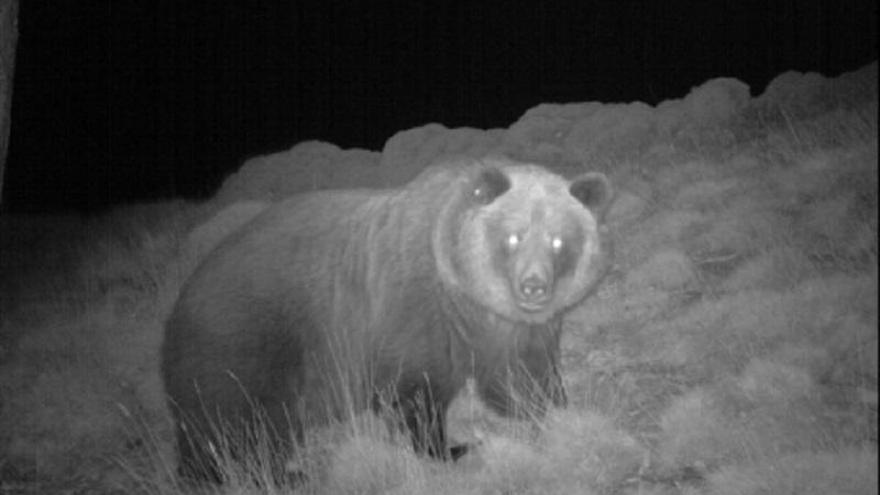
516, 272, 553, 310
520, 275, 548, 297
511, 251, 555, 311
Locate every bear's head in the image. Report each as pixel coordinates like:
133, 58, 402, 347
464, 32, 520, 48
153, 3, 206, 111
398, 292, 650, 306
434, 159, 613, 324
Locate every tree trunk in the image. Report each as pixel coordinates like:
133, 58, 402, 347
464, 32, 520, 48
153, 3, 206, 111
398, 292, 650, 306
0, 0, 18, 207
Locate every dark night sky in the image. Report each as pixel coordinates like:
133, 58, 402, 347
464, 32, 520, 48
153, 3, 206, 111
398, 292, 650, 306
3, 1, 877, 213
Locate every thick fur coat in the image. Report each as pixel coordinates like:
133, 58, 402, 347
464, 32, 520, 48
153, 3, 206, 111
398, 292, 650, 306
161, 157, 613, 480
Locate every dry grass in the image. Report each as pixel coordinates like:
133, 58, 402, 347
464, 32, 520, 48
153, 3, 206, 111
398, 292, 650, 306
0, 67, 876, 494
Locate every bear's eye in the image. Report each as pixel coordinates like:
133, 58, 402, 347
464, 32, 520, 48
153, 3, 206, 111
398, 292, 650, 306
507, 234, 520, 249
551, 237, 563, 252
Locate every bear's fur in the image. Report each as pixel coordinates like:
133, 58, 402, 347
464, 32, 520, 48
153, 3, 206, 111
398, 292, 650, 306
161, 157, 613, 481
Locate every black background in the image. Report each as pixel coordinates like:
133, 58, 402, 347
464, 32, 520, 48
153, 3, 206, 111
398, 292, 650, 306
3, 1, 877, 213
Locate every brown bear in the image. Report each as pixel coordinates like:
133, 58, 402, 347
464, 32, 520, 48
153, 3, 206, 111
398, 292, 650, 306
161, 156, 613, 481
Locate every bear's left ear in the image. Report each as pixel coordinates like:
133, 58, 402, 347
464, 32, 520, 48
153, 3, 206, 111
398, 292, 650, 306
569, 172, 613, 220
471, 166, 511, 205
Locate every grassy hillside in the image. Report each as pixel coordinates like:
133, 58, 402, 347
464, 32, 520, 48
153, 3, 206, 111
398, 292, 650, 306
0, 65, 876, 494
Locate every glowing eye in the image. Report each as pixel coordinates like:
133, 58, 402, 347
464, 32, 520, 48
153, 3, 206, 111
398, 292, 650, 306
507, 234, 520, 248
551, 237, 563, 251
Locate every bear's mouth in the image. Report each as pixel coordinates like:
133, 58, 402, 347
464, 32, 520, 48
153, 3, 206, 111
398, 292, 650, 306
515, 297, 551, 313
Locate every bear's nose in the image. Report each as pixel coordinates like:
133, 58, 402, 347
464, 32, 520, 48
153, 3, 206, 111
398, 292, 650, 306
519, 276, 549, 300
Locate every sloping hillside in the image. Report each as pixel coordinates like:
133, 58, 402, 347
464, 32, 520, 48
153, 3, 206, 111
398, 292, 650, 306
0, 63, 875, 494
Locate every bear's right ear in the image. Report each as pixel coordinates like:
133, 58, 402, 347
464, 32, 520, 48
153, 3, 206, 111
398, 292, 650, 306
570, 172, 613, 220
471, 167, 511, 205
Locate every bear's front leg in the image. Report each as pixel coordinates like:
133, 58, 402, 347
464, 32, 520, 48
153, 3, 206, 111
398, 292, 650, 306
396, 387, 473, 461
401, 388, 449, 457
